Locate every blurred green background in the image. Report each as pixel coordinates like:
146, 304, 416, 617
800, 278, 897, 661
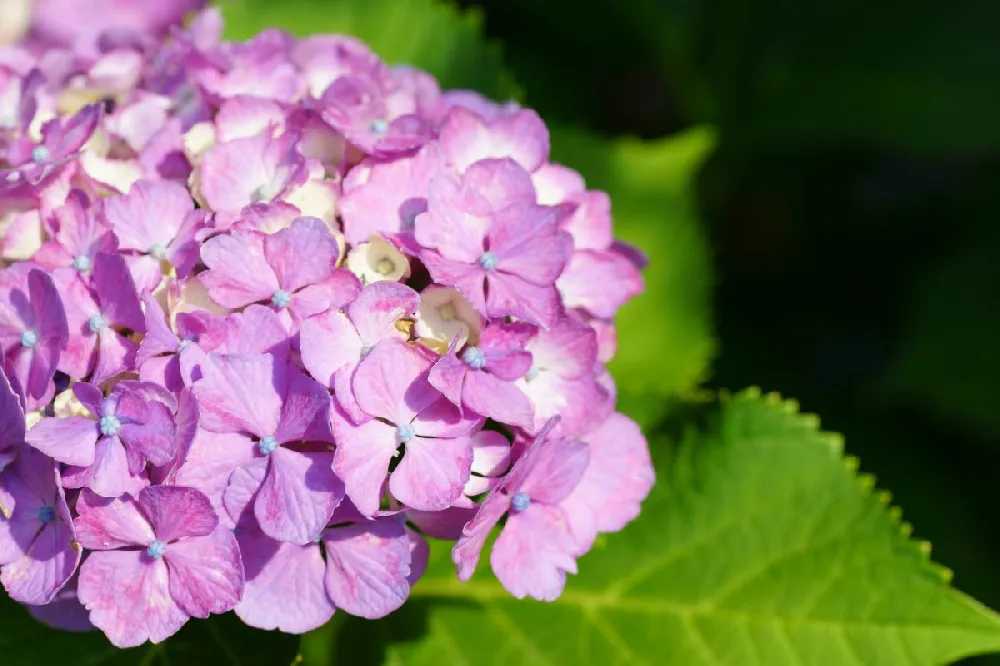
452, 0, 1000, 662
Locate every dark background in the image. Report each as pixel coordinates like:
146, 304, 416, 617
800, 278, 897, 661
458, 1, 1000, 663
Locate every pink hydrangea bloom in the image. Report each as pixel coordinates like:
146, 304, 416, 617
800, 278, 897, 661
0, 7, 654, 644
330, 339, 480, 515
75, 486, 243, 647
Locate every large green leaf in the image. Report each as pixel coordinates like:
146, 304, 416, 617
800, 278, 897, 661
550, 126, 716, 427
219, 0, 519, 100
315, 390, 1000, 665
0, 593, 298, 665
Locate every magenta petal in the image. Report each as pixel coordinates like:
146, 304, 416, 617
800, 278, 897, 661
25, 416, 98, 467
561, 413, 654, 552
491, 504, 579, 601
300, 310, 362, 388
173, 431, 256, 528
78, 551, 188, 648
104, 180, 193, 253
92, 328, 138, 386
255, 448, 342, 544
199, 230, 279, 309
484, 272, 563, 329
331, 414, 397, 517
165, 527, 244, 618
469, 430, 511, 480
263, 217, 339, 293
347, 281, 421, 344
322, 518, 410, 619
427, 353, 466, 409
223, 457, 269, 527
72, 382, 104, 419
390, 435, 472, 511
451, 490, 508, 581
412, 397, 481, 438
0, 369, 25, 453
236, 524, 334, 633
138, 486, 219, 543
352, 339, 439, 423
519, 437, 590, 506
137, 295, 179, 364
406, 528, 429, 585
92, 252, 144, 332
463, 371, 534, 430
28, 269, 69, 348
74, 490, 154, 550
2, 521, 80, 605
273, 369, 333, 445
193, 353, 282, 437
407, 497, 478, 541
63, 435, 147, 499
419, 250, 487, 313
556, 249, 644, 319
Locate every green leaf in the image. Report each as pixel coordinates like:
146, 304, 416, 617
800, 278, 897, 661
219, 0, 519, 100
0, 592, 298, 666
321, 390, 1000, 665
874, 240, 1000, 439
549, 126, 717, 427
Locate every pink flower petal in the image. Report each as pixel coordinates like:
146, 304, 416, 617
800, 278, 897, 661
331, 411, 396, 517
138, 486, 218, 544
263, 216, 340, 293
164, 527, 244, 618
25, 416, 98, 467
491, 504, 579, 601
62, 435, 147, 498
300, 309, 362, 388
172, 430, 256, 528
389, 435, 472, 511
255, 448, 342, 544
78, 550, 188, 648
351, 339, 439, 424
322, 518, 410, 619
273, 368, 334, 445
74, 490, 154, 550
347, 281, 420, 346
236, 523, 333, 633
104, 180, 193, 253
200, 230, 279, 309
440, 107, 549, 173
193, 352, 282, 437
556, 249, 644, 319
463, 371, 534, 430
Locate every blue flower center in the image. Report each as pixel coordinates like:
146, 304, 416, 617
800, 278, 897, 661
19, 329, 38, 348
397, 423, 416, 444
524, 366, 540, 382
271, 290, 292, 309
178, 337, 194, 350
369, 118, 388, 134
87, 314, 107, 332
461, 346, 486, 370
37, 506, 55, 524
99, 415, 121, 437
511, 492, 531, 512
149, 243, 167, 259
31, 145, 51, 163
259, 435, 279, 455
72, 255, 91, 272
478, 251, 498, 271
146, 540, 167, 559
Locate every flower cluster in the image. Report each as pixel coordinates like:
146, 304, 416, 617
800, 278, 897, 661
0, 5, 654, 648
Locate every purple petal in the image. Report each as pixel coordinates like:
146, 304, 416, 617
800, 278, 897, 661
389, 435, 472, 512
347, 281, 421, 346
104, 180, 193, 253
451, 490, 508, 581
137, 294, 179, 364
165, 527, 244, 618
427, 352, 466, 409
2, 521, 80, 605
73, 490, 154, 550
352, 339, 439, 424
300, 309, 362, 388
484, 272, 563, 329
223, 457, 269, 527
255, 448, 342, 544
28, 269, 69, 351
174, 431, 255, 529
92, 252, 144, 332
235, 523, 334, 633
138, 486, 219, 544
25, 416, 97, 467
407, 496, 478, 540
561, 413, 655, 553
331, 412, 396, 517
263, 217, 339, 293
463, 371, 534, 430
322, 518, 410, 619
518, 437, 590, 506
72, 382, 104, 419
491, 504, 579, 601
78, 550, 188, 648
556, 249, 644, 319
199, 229, 279, 309
92, 328, 138, 386
274, 368, 333, 445
193, 352, 282, 437
0, 369, 25, 452
27, 578, 95, 632
62, 435, 147, 498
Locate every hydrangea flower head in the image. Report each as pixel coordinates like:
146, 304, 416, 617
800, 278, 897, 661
0, 7, 654, 646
